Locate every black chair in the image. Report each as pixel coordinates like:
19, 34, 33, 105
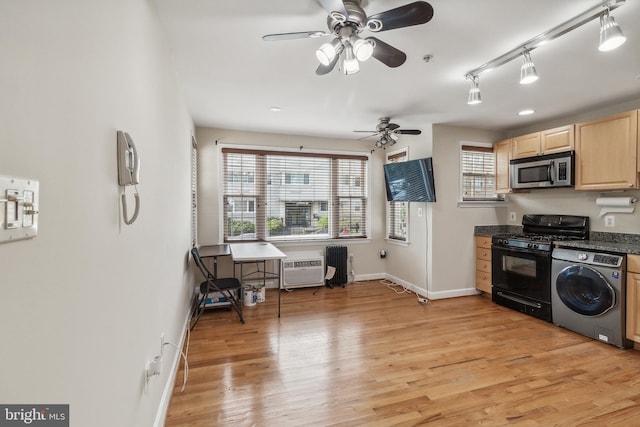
190, 247, 244, 329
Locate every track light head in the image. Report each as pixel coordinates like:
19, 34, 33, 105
599, 10, 626, 52
519, 50, 539, 84
467, 76, 482, 105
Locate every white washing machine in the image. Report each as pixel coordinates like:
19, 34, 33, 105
551, 247, 632, 349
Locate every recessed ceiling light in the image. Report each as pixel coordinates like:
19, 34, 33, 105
269, 107, 282, 112
518, 109, 535, 116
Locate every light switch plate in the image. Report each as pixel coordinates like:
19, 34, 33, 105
0, 175, 39, 244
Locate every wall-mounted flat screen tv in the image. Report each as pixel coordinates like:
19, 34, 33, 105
383, 157, 436, 202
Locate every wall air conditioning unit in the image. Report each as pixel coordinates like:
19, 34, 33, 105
282, 257, 325, 289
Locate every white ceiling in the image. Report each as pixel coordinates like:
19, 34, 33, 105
154, 0, 640, 140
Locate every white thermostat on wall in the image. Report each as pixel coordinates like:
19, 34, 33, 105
0, 175, 39, 244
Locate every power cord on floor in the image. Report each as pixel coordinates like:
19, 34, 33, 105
162, 325, 190, 392
379, 279, 429, 304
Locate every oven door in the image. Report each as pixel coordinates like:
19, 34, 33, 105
492, 245, 551, 303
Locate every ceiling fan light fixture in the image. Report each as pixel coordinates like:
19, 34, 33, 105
351, 36, 374, 61
599, 11, 626, 51
342, 45, 360, 75
519, 50, 538, 84
467, 76, 482, 105
316, 38, 342, 66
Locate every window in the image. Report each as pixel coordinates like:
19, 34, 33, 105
386, 149, 408, 242
221, 147, 368, 242
461, 144, 503, 201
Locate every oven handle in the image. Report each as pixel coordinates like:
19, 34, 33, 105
496, 291, 542, 309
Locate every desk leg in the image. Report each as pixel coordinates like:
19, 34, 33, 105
278, 259, 281, 317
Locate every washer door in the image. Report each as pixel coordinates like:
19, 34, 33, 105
555, 265, 615, 316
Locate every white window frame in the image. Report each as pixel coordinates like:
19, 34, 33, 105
458, 141, 507, 208
218, 144, 371, 244
385, 147, 410, 244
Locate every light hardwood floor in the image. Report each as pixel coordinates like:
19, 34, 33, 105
165, 281, 640, 426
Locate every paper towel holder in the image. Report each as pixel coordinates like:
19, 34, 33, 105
595, 196, 637, 216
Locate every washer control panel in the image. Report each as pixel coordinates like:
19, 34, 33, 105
553, 248, 624, 268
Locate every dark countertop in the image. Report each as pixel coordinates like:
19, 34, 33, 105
474, 226, 640, 255
554, 239, 640, 255
474, 225, 522, 237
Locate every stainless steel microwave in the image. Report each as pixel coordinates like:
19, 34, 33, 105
510, 151, 574, 189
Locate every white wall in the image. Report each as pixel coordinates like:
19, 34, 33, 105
0, 1, 193, 426
430, 125, 506, 297
196, 125, 508, 300
195, 127, 388, 280
382, 129, 433, 293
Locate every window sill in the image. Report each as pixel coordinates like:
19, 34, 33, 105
458, 200, 508, 208
271, 238, 372, 248
385, 238, 409, 247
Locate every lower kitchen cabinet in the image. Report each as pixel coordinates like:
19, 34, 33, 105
475, 236, 492, 293
627, 255, 640, 343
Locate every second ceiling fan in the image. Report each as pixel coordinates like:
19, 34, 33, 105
355, 117, 422, 148
262, 0, 434, 75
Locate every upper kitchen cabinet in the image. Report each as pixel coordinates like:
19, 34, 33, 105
512, 125, 575, 159
575, 110, 638, 191
494, 139, 512, 194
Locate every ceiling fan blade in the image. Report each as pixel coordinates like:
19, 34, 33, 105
262, 31, 329, 41
397, 129, 422, 135
387, 123, 400, 131
318, 0, 348, 17
353, 130, 377, 133
316, 54, 340, 75
356, 133, 377, 140
368, 37, 406, 68
367, 1, 434, 32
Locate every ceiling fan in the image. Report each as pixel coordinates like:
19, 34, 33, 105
354, 117, 422, 148
262, 0, 434, 75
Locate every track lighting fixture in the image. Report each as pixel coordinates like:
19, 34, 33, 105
519, 50, 538, 85
467, 75, 481, 105
463, 0, 626, 103
599, 8, 626, 51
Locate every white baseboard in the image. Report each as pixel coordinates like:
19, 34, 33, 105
384, 273, 480, 300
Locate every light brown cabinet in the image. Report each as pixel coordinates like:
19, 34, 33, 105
575, 110, 638, 190
512, 125, 575, 159
494, 139, 512, 194
626, 254, 640, 343
475, 236, 492, 293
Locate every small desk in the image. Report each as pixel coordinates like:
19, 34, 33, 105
229, 243, 287, 316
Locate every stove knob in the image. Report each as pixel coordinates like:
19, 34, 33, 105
578, 253, 588, 261
527, 243, 533, 248
533, 244, 539, 249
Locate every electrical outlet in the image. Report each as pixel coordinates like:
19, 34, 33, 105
604, 215, 615, 228
145, 355, 162, 382
509, 212, 517, 222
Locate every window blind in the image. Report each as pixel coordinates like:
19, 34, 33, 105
222, 148, 368, 242
191, 136, 198, 248
461, 145, 500, 201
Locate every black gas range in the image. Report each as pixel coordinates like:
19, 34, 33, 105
491, 214, 589, 322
